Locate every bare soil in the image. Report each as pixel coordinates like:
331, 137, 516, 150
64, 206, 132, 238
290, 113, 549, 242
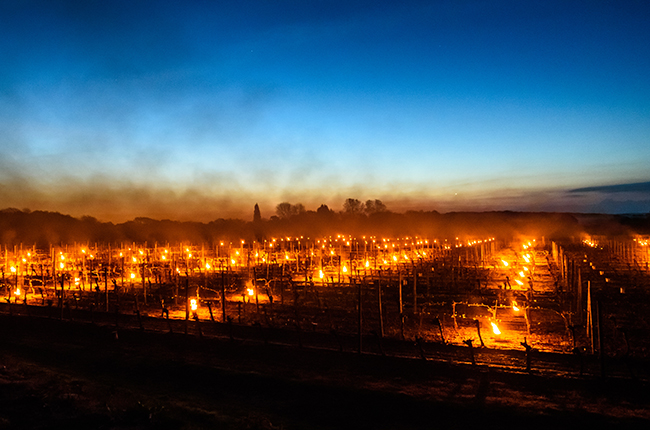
1, 313, 649, 430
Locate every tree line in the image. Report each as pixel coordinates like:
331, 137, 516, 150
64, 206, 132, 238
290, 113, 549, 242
1, 204, 646, 248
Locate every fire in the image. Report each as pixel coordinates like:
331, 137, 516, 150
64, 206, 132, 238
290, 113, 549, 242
10, 266, 16, 273
491, 322, 501, 335
247, 288, 254, 296
190, 298, 198, 311
365, 260, 369, 268
501, 259, 509, 267
319, 269, 324, 279
14, 287, 21, 296
205, 263, 211, 270
515, 279, 524, 286
342, 265, 348, 273
130, 273, 136, 279
512, 301, 520, 312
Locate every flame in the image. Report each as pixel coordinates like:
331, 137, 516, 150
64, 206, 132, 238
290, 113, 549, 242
319, 269, 324, 279
365, 260, 369, 268
10, 266, 16, 273
342, 265, 348, 273
190, 298, 198, 311
515, 279, 524, 286
512, 301, 520, 312
205, 263, 211, 270
491, 322, 501, 335
130, 273, 136, 279
518, 271, 525, 277
501, 259, 509, 267
247, 288, 254, 296
14, 287, 21, 296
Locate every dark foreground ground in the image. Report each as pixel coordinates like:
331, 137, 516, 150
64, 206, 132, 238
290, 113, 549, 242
0, 314, 649, 430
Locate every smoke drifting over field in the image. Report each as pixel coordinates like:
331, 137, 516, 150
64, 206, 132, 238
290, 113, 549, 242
1, 206, 648, 248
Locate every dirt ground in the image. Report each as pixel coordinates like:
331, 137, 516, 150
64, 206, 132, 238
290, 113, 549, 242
0, 313, 649, 430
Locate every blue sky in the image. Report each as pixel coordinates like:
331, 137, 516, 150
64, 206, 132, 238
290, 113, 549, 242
1, 0, 649, 221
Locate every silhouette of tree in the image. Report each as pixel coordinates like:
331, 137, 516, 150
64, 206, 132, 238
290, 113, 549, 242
275, 202, 305, 218
317, 204, 332, 215
343, 198, 363, 214
276, 202, 293, 218
365, 199, 387, 214
253, 203, 261, 223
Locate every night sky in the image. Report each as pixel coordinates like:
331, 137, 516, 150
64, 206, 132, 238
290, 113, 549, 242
1, 0, 649, 222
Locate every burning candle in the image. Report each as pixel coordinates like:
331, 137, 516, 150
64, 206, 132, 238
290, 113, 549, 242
491, 322, 501, 335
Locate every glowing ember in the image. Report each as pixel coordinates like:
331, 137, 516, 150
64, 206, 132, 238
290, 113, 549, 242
190, 298, 198, 311
491, 322, 501, 335
512, 301, 520, 312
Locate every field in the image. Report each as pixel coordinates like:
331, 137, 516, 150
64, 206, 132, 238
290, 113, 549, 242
1, 236, 650, 428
